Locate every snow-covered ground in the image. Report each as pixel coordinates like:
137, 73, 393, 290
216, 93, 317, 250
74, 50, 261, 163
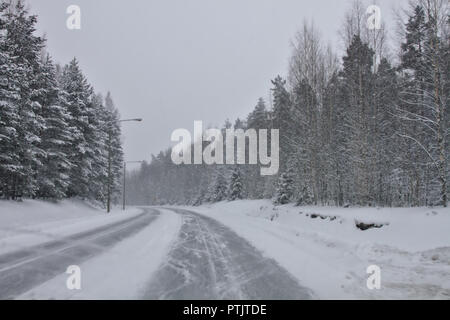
1, 199, 448, 300
0, 199, 142, 255
186, 200, 450, 300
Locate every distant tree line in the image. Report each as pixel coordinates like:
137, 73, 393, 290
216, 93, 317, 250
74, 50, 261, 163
127, 0, 448, 208
0, 0, 124, 205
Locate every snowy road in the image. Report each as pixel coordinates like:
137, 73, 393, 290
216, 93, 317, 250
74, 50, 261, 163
143, 208, 312, 300
0, 201, 447, 300
0, 207, 312, 300
0, 209, 159, 299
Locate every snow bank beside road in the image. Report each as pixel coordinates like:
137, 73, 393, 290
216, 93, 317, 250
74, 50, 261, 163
0, 199, 142, 254
0, 199, 100, 231
187, 200, 450, 299
196, 201, 450, 252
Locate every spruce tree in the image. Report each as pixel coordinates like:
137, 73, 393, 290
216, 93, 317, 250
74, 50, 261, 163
271, 76, 292, 173
88, 93, 109, 203
0, 2, 22, 198
35, 55, 74, 199
245, 98, 269, 199
104, 92, 124, 205
398, 2, 448, 206
228, 167, 243, 201
208, 171, 228, 203
60, 58, 95, 199
3, 0, 46, 197
371, 58, 399, 206
340, 35, 375, 206
274, 169, 294, 205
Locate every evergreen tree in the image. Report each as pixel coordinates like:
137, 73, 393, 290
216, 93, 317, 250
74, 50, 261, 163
371, 58, 399, 206
88, 93, 109, 203
0, 1, 125, 204
0, 2, 22, 198
3, 0, 46, 197
208, 171, 228, 203
398, 2, 448, 206
228, 167, 243, 201
271, 76, 292, 173
398, 5, 429, 206
59, 58, 95, 199
245, 98, 270, 199
35, 55, 74, 199
322, 71, 346, 206
104, 92, 124, 205
247, 98, 267, 127
274, 168, 294, 205
340, 35, 375, 205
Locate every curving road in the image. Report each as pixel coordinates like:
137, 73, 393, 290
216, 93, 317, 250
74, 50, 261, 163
0, 207, 312, 300
142, 208, 312, 300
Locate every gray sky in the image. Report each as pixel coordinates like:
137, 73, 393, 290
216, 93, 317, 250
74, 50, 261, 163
29, 0, 407, 163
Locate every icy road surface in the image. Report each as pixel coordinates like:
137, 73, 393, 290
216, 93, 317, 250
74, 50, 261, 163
143, 208, 313, 300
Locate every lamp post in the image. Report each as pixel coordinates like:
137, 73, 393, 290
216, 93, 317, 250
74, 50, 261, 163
123, 161, 144, 211
105, 118, 143, 213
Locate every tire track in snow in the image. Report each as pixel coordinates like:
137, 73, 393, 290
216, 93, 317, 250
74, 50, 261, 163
143, 208, 312, 300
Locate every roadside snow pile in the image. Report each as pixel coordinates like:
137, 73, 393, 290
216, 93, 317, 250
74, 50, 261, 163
190, 200, 450, 300
0, 199, 100, 231
0, 199, 142, 254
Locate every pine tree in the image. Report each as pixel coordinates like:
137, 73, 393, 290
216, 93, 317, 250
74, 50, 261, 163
245, 98, 269, 199
398, 5, 429, 206
59, 58, 95, 199
271, 76, 292, 173
35, 55, 74, 199
340, 35, 375, 206
208, 171, 228, 203
321, 71, 346, 206
371, 58, 399, 206
228, 167, 243, 201
290, 79, 320, 204
2, 0, 46, 197
0, 2, 22, 198
104, 92, 124, 205
274, 168, 294, 205
401, 6, 427, 77
88, 93, 109, 203
247, 98, 269, 129
397, 2, 448, 206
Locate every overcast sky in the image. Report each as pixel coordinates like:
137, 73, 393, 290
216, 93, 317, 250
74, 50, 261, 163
29, 0, 407, 163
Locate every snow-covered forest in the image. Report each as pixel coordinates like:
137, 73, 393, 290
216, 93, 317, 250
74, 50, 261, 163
0, 1, 124, 204
127, 0, 449, 208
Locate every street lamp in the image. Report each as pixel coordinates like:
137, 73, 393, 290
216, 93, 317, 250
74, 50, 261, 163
105, 118, 143, 213
123, 161, 145, 211
118, 118, 143, 124
99, 118, 143, 131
